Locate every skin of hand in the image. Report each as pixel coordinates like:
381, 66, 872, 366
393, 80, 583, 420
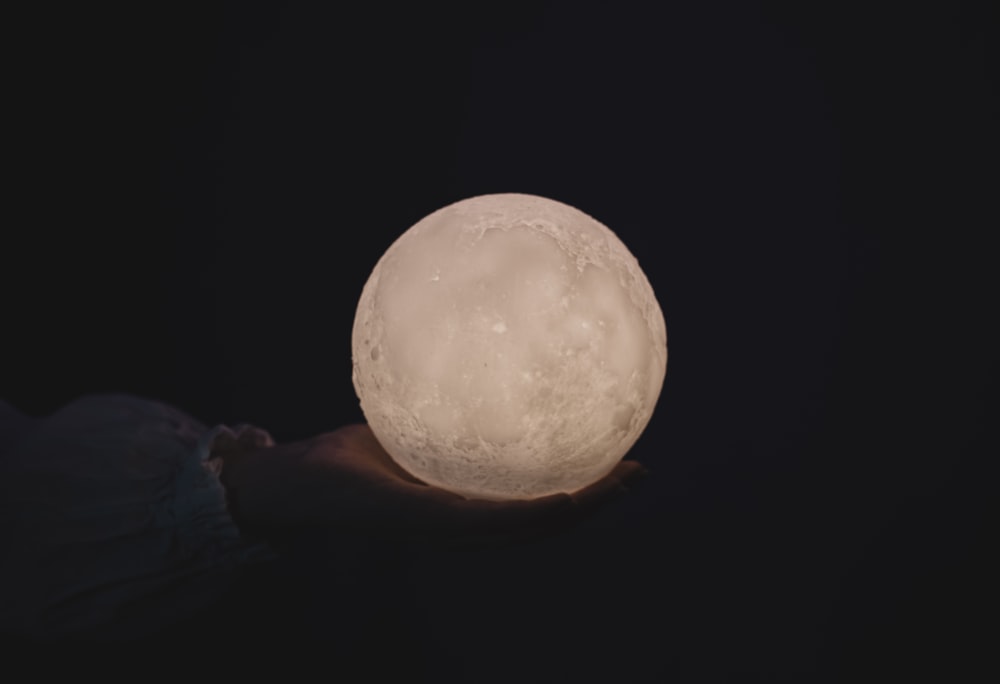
218, 424, 647, 547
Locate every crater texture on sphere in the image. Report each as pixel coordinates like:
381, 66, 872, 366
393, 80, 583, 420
352, 193, 667, 500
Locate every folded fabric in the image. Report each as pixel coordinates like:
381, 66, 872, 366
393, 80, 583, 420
0, 394, 273, 640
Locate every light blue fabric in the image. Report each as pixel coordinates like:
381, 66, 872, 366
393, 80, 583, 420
0, 394, 273, 639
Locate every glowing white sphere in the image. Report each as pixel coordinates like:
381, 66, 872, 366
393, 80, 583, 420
352, 193, 667, 500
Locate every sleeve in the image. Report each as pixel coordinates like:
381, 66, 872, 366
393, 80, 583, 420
0, 394, 275, 641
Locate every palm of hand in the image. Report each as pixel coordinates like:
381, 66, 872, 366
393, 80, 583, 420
222, 423, 646, 545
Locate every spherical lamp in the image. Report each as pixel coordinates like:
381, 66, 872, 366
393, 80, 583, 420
352, 193, 666, 500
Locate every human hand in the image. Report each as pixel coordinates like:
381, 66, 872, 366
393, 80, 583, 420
219, 424, 646, 546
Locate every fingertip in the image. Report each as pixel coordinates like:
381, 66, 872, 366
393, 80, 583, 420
606, 480, 631, 502
531, 491, 575, 511
614, 460, 649, 487
447, 491, 578, 532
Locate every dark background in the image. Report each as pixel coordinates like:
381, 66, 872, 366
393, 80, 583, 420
5, 0, 996, 679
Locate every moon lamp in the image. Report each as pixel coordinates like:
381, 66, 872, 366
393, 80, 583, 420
352, 193, 667, 501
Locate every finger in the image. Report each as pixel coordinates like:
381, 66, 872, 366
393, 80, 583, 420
386, 482, 577, 535
411, 490, 608, 551
611, 459, 649, 488
454, 492, 579, 532
565, 459, 647, 511
447, 464, 648, 547
388, 459, 648, 534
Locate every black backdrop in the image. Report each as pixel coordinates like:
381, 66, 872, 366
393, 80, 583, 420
5, 1, 996, 679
